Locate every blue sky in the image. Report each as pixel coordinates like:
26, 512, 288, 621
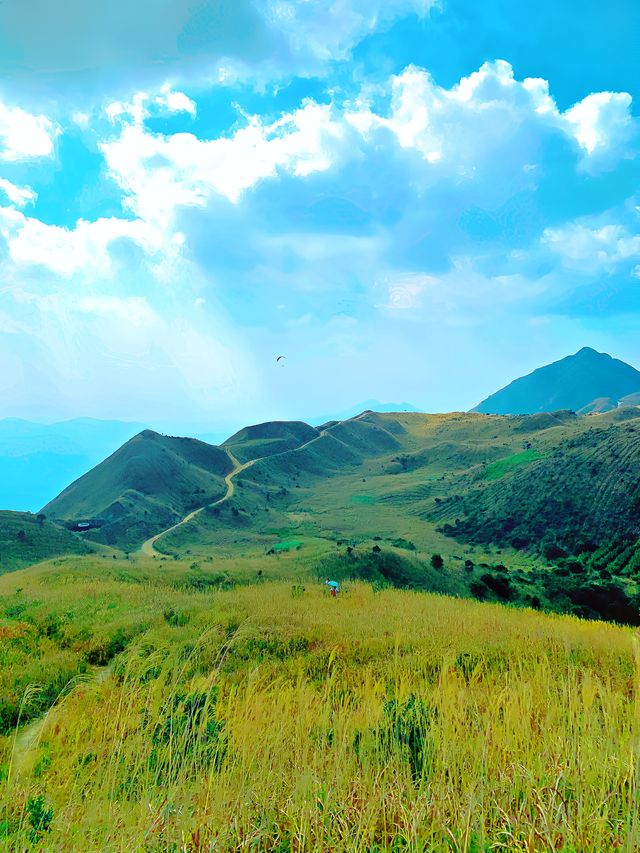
0, 0, 638, 435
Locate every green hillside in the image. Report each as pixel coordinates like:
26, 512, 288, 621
0, 511, 89, 573
223, 420, 319, 464
4, 408, 640, 848
147, 409, 640, 623
43, 431, 234, 549
621, 392, 640, 407
473, 347, 640, 414
34, 407, 640, 625
577, 396, 617, 415
436, 412, 640, 568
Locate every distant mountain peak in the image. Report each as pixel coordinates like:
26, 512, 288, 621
472, 348, 640, 415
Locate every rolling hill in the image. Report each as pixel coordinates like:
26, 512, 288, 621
0, 510, 89, 573
223, 420, 319, 464
42, 430, 235, 549
31, 398, 640, 625
310, 399, 419, 425
433, 411, 640, 571
39, 407, 640, 581
472, 347, 640, 414
151, 408, 640, 599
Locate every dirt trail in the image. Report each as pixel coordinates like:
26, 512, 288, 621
140, 450, 255, 556
9, 664, 112, 783
139, 413, 370, 557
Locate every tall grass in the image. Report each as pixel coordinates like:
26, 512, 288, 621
1, 581, 639, 850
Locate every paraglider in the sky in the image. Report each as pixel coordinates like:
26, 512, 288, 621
276, 355, 286, 363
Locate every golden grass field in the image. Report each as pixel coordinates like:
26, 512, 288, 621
1, 555, 639, 851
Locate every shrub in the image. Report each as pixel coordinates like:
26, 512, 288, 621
26, 796, 53, 845
480, 573, 513, 601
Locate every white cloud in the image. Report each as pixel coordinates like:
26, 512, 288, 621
0, 178, 36, 207
0, 99, 59, 161
93, 61, 636, 240
346, 61, 635, 180
0, 208, 163, 276
156, 85, 197, 117
105, 92, 148, 125
542, 222, 640, 273
71, 111, 90, 129
0, 58, 637, 426
76, 295, 157, 328
100, 100, 345, 219
564, 91, 633, 156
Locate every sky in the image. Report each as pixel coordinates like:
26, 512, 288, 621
0, 0, 639, 435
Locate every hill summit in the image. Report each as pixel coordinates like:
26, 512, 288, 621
42, 430, 234, 548
472, 347, 640, 415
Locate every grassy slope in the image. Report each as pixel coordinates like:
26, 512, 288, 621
437, 410, 640, 562
0, 557, 638, 850
28, 407, 640, 617
157, 411, 542, 561
0, 511, 89, 574
223, 420, 319, 464
43, 431, 234, 549
153, 409, 640, 620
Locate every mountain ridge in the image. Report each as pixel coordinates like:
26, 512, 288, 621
472, 347, 640, 415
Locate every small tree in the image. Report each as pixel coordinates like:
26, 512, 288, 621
431, 553, 444, 569
36, 513, 46, 526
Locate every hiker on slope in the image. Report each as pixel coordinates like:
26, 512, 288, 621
325, 579, 340, 598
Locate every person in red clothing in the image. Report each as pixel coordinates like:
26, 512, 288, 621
325, 579, 340, 597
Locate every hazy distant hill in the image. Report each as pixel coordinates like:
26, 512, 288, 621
472, 348, 640, 415
43, 430, 234, 549
0, 418, 146, 512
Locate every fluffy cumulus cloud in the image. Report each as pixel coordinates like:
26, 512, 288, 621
0, 98, 59, 161
349, 61, 637, 180
101, 97, 345, 218
542, 220, 640, 274
97, 60, 639, 230
565, 91, 634, 165
0, 208, 163, 276
0, 178, 36, 207
0, 19, 638, 423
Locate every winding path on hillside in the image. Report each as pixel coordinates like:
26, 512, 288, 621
140, 450, 248, 556
9, 664, 113, 784
139, 415, 369, 557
